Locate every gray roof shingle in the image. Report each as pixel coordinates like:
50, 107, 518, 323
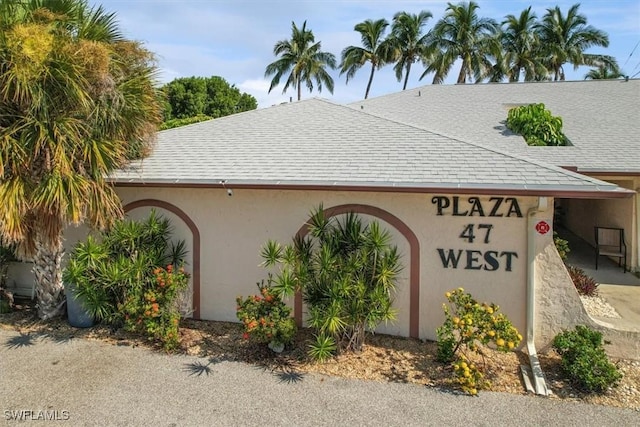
351, 79, 640, 174
112, 97, 629, 196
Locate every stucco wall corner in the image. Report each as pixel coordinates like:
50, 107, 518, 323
534, 241, 593, 351
534, 242, 640, 360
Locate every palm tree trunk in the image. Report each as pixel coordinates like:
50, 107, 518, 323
402, 63, 412, 90
457, 57, 468, 84
510, 67, 520, 83
365, 64, 376, 99
297, 80, 302, 101
33, 233, 65, 320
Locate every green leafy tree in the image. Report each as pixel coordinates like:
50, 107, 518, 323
536, 3, 609, 81
161, 76, 257, 121
262, 206, 402, 359
388, 10, 433, 90
424, 1, 499, 84
265, 20, 336, 101
501, 7, 548, 82
339, 18, 392, 100
0, 0, 161, 319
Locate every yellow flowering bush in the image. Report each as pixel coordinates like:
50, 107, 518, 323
436, 288, 522, 395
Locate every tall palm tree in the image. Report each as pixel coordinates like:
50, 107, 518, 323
424, 1, 498, 84
265, 21, 337, 101
501, 7, 548, 82
388, 10, 433, 90
339, 18, 392, 100
536, 3, 609, 81
0, 0, 161, 319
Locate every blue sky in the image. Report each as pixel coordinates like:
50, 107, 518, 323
97, 1, 640, 108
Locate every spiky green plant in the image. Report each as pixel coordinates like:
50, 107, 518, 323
261, 205, 402, 359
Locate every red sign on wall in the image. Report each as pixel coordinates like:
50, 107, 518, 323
535, 221, 550, 235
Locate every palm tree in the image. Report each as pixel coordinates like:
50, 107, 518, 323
265, 21, 337, 101
0, 0, 161, 319
388, 10, 433, 90
501, 7, 548, 82
536, 3, 609, 81
584, 59, 624, 79
424, 1, 498, 84
339, 18, 392, 100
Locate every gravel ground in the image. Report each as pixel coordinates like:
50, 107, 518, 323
1, 328, 638, 427
580, 295, 621, 319
2, 294, 639, 417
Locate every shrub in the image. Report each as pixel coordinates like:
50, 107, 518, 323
0, 243, 17, 288
566, 265, 598, 296
506, 103, 568, 146
436, 288, 522, 395
122, 264, 190, 350
553, 232, 570, 262
0, 298, 10, 314
236, 278, 296, 351
552, 325, 622, 393
63, 211, 190, 350
261, 205, 402, 360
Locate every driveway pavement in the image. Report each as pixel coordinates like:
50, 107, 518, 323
1, 329, 637, 426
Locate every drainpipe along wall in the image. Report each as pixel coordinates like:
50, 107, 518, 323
635, 187, 639, 271
525, 197, 551, 396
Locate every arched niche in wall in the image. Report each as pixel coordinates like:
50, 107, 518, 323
294, 204, 420, 338
123, 199, 201, 320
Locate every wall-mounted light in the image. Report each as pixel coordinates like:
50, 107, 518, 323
220, 180, 233, 197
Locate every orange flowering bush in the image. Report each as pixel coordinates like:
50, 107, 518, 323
123, 264, 190, 350
236, 279, 296, 352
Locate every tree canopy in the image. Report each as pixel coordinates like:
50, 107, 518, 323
265, 20, 337, 101
536, 3, 610, 81
339, 18, 392, 99
388, 10, 433, 90
266, 2, 617, 97
425, 1, 499, 84
161, 75, 257, 123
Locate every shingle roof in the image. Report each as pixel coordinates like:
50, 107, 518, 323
112, 98, 629, 197
350, 79, 640, 174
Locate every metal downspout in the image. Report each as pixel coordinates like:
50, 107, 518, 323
524, 197, 551, 396
635, 188, 639, 272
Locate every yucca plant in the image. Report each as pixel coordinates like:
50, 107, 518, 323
262, 205, 402, 359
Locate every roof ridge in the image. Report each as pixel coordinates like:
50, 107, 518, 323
351, 78, 640, 105
351, 103, 606, 185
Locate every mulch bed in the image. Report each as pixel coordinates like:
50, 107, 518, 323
1, 299, 638, 411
